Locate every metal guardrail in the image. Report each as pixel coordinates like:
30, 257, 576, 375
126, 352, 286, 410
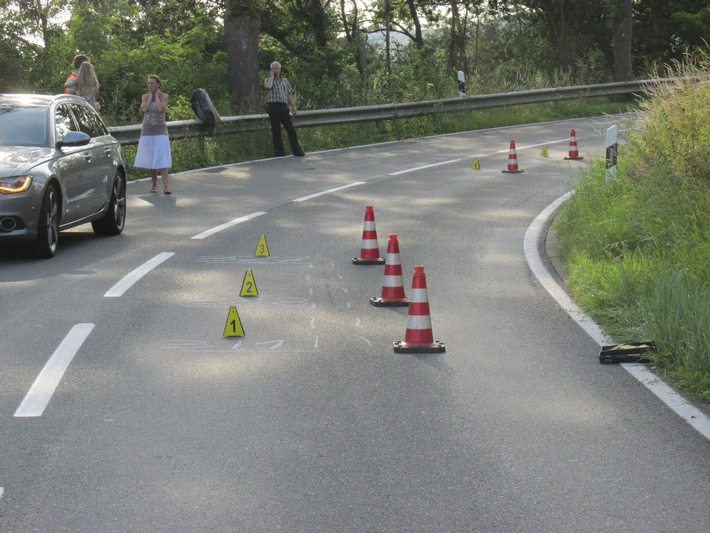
108, 78, 667, 146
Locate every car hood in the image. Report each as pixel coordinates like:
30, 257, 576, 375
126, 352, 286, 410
0, 146, 54, 176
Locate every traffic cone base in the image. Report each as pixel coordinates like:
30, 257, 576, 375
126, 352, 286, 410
393, 340, 445, 353
371, 296, 410, 307
353, 256, 385, 265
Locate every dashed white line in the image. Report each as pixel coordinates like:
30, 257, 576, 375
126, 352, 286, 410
191, 211, 266, 239
388, 159, 462, 176
526, 192, 710, 441
14, 323, 95, 418
104, 252, 175, 297
294, 182, 365, 202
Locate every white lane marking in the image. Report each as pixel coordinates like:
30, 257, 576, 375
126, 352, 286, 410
104, 252, 175, 297
191, 211, 266, 239
525, 193, 710, 441
294, 182, 365, 202
389, 159, 461, 176
14, 323, 95, 418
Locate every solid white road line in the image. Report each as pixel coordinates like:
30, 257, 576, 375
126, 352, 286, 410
388, 159, 461, 176
14, 323, 95, 418
104, 252, 175, 297
525, 193, 710, 441
294, 182, 365, 202
191, 212, 266, 240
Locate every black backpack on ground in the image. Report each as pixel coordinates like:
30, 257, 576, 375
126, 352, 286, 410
190, 88, 221, 136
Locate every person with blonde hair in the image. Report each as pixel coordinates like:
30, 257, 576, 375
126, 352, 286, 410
64, 54, 89, 95
76, 62, 101, 111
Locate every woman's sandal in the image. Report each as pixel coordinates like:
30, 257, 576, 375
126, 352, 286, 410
150, 185, 158, 193
164, 187, 172, 195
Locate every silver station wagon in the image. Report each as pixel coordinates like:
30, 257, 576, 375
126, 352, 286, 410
0, 94, 126, 258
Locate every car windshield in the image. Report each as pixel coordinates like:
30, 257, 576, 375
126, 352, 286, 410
0, 103, 49, 147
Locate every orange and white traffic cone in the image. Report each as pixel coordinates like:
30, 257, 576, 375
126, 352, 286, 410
564, 128, 584, 160
502, 139, 524, 173
353, 205, 385, 265
393, 265, 445, 353
370, 234, 409, 307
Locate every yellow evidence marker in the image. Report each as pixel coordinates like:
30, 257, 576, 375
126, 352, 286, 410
223, 305, 245, 337
254, 234, 270, 257
540, 145, 549, 157
471, 157, 481, 170
240, 269, 259, 297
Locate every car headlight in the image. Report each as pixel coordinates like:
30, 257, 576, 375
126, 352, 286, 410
0, 175, 33, 194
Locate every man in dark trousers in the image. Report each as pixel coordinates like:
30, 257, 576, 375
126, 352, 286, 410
264, 61, 305, 157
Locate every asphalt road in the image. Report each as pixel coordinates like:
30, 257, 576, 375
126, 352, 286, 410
1, 116, 709, 532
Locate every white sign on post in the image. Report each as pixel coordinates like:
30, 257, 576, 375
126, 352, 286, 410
457, 71, 466, 97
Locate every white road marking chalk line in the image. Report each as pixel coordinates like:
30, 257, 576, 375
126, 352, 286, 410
526, 193, 710, 441
104, 252, 175, 297
14, 323, 95, 418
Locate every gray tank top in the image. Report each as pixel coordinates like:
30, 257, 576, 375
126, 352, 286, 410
141, 100, 168, 136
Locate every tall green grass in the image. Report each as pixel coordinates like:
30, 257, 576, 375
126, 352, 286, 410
554, 51, 710, 402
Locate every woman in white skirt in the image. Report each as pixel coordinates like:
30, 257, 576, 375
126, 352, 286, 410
135, 74, 172, 194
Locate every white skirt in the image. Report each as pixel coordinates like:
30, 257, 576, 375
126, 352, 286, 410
134, 134, 172, 169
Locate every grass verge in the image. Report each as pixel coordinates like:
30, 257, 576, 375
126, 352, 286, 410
554, 69, 710, 403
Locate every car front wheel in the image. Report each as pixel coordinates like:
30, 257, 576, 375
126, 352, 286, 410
34, 183, 60, 258
92, 173, 126, 236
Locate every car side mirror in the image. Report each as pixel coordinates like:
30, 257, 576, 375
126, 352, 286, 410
56, 131, 91, 150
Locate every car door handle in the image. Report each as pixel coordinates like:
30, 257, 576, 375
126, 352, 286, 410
84, 154, 92, 161
104, 149, 111, 156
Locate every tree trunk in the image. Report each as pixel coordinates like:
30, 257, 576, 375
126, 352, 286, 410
310, 0, 329, 48
224, 6, 261, 113
448, 0, 459, 71
405, 0, 424, 48
613, 0, 633, 81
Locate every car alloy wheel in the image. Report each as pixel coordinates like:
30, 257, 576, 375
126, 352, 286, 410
92, 173, 126, 236
35, 183, 60, 258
